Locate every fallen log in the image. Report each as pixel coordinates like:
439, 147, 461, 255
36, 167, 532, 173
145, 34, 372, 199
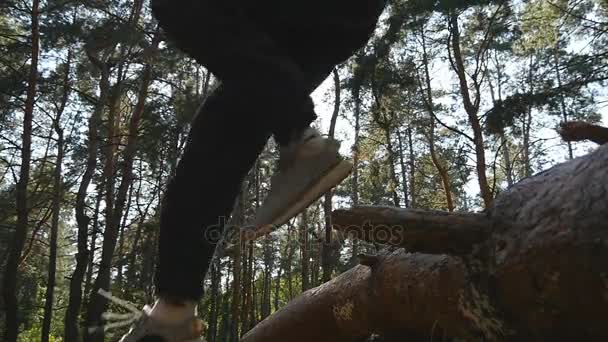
241, 143, 608, 341
241, 252, 504, 341
331, 206, 490, 255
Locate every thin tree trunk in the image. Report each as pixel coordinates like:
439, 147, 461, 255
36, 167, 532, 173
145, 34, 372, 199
448, 13, 492, 208
407, 128, 417, 208
397, 130, 410, 208
116, 181, 135, 287
384, 126, 401, 207
220, 262, 231, 341
273, 258, 282, 312
322, 68, 341, 282
126, 155, 162, 290
522, 55, 534, 178
85, 64, 123, 341
240, 241, 251, 334
231, 185, 246, 342
3, 0, 39, 339
286, 224, 294, 300
350, 62, 362, 263
86, 31, 160, 341
261, 236, 273, 319
420, 26, 454, 211
65, 45, 109, 341
553, 47, 573, 159
251, 267, 258, 325
42, 51, 71, 342
491, 51, 514, 187
208, 257, 220, 342
300, 210, 310, 292
84, 186, 103, 301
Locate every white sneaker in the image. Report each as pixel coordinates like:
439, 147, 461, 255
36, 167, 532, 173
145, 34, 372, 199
89, 289, 206, 342
244, 128, 352, 240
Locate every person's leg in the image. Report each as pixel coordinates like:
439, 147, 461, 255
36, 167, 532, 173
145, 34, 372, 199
150, 0, 317, 306
153, 83, 271, 311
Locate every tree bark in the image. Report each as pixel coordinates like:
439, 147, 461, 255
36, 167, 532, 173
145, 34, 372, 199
407, 128, 416, 208
84, 185, 103, 301
243, 144, 608, 341
116, 181, 135, 288
553, 47, 573, 159
300, 211, 310, 292
522, 55, 534, 178
419, 25, 454, 211
231, 184, 246, 341
322, 68, 341, 283
396, 130, 409, 208
273, 258, 282, 312
241, 252, 498, 341
42, 50, 71, 342
333, 206, 489, 255
261, 236, 273, 319
65, 46, 109, 341
448, 13, 492, 208
3, 0, 39, 339
208, 257, 220, 342
384, 126, 401, 207
85, 30, 160, 341
286, 224, 294, 300
240, 241, 253, 334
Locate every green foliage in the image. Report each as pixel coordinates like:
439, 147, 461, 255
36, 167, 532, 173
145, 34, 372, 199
1, 0, 607, 340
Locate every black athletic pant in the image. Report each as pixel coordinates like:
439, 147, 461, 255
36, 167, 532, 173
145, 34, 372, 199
152, 0, 386, 301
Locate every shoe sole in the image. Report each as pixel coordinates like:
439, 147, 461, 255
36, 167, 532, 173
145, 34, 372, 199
243, 159, 353, 242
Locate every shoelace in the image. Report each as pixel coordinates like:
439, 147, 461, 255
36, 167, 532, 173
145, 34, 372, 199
87, 288, 144, 338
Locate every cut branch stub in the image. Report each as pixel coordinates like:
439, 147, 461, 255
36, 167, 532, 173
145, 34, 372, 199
332, 206, 491, 255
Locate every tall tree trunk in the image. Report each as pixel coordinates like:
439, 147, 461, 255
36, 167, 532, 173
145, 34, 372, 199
220, 262, 232, 341
116, 181, 135, 287
407, 128, 417, 208
208, 257, 220, 342
522, 55, 534, 178
448, 13, 492, 208
261, 237, 273, 319
491, 52, 514, 187
126, 155, 163, 291
501, 133, 514, 187
251, 267, 258, 325
286, 225, 294, 300
384, 126, 401, 207
240, 241, 252, 334
273, 258, 282, 311
85, 69, 122, 342
553, 48, 573, 159
84, 186, 103, 302
42, 51, 71, 342
85, 31, 160, 341
397, 130, 410, 208
65, 45, 109, 341
420, 26, 454, 211
231, 185, 246, 342
300, 210, 310, 292
350, 66, 362, 263
3, 0, 39, 339
322, 68, 341, 282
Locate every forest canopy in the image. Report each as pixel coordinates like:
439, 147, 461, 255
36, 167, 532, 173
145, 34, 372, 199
0, 0, 606, 341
